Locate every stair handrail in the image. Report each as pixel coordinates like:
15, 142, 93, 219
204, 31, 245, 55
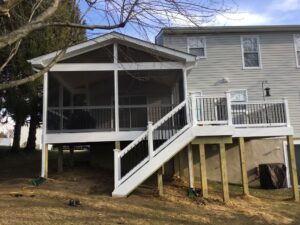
114, 99, 190, 188
117, 99, 188, 157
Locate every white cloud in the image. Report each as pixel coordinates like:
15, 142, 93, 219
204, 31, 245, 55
269, 0, 300, 12
163, 11, 271, 27
206, 12, 272, 26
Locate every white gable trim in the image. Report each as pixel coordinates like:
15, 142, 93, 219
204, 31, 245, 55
28, 32, 196, 67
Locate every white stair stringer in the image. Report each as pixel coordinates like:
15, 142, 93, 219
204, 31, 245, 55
112, 125, 195, 197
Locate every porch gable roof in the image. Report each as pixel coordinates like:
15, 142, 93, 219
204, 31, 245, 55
28, 32, 196, 68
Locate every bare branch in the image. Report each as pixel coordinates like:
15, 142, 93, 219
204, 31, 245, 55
0, 0, 59, 49
0, 0, 23, 17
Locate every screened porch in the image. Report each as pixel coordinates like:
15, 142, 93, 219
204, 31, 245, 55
47, 69, 184, 133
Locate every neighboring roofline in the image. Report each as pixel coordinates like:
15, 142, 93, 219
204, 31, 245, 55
156, 25, 300, 42
28, 31, 196, 68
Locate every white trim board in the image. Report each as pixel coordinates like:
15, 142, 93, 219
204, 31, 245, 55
233, 127, 294, 137
45, 131, 144, 144
28, 32, 196, 67
50, 62, 185, 72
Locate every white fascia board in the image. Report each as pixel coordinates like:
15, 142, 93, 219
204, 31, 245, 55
45, 131, 144, 144
50, 62, 185, 71
233, 127, 294, 138
28, 32, 196, 67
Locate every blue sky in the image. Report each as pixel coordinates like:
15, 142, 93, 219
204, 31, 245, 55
80, 0, 300, 41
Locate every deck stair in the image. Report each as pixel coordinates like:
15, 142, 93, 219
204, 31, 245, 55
112, 93, 291, 197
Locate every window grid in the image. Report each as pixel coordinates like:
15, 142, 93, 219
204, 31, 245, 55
187, 36, 207, 59
241, 36, 262, 69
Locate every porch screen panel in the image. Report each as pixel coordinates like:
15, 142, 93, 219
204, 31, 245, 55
47, 71, 114, 132
118, 70, 182, 130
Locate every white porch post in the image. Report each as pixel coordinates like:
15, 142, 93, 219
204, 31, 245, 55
226, 91, 232, 126
114, 42, 119, 132
41, 72, 48, 178
284, 98, 291, 127
182, 68, 190, 123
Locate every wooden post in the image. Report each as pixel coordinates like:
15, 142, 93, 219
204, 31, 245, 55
41, 144, 48, 178
199, 143, 208, 198
69, 146, 74, 168
179, 149, 185, 178
173, 154, 180, 178
238, 137, 249, 196
58, 146, 63, 173
287, 136, 299, 202
115, 141, 121, 150
187, 144, 195, 189
219, 143, 230, 203
157, 167, 164, 196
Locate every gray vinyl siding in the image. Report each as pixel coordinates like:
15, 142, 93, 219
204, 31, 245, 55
161, 32, 300, 136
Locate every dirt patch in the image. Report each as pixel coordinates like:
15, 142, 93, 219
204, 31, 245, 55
0, 150, 299, 225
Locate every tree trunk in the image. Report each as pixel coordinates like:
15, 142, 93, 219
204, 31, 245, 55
25, 112, 38, 152
11, 116, 22, 153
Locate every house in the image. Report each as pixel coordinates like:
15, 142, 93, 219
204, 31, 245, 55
28, 26, 300, 202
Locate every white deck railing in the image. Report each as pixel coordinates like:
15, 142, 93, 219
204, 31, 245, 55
190, 93, 290, 128
114, 94, 291, 189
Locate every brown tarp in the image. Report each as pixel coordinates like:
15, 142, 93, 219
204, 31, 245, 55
259, 163, 287, 189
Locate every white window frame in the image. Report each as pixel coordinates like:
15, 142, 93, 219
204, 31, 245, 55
294, 34, 300, 68
229, 89, 248, 102
187, 36, 207, 59
240, 35, 262, 70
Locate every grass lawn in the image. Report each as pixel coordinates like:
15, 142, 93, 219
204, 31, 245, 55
0, 149, 299, 225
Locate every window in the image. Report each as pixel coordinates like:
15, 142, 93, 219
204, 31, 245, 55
294, 34, 300, 67
187, 37, 206, 58
241, 36, 261, 68
230, 90, 248, 102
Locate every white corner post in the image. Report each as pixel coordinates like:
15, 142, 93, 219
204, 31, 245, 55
114, 42, 119, 132
182, 68, 190, 123
187, 144, 195, 190
226, 91, 232, 126
147, 121, 154, 159
284, 98, 291, 127
41, 72, 49, 178
114, 149, 121, 189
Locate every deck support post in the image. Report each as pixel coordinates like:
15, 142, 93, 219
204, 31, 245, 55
187, 144, 195, 190
41, 144, 48, 178
69, 146, 74, 168
219, 143, 230, 203
238, 137, 249, 196
199, 143, 208, 198
287, 135, 299, 202
173, 154, 180, 178
58, 146, 63, 173
41, 72, 48, 178
157, 167, 164, 196
115, 141, 121, 150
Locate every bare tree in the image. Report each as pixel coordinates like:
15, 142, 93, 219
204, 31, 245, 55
0, 0, 234, 90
